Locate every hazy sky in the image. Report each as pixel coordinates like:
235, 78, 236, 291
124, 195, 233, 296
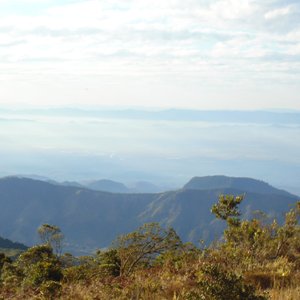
1, 0, 300, 110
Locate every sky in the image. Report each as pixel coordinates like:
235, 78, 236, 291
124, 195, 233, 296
0, 109, 299, 194
0, 0, 300, 110
0, 1, 299, 192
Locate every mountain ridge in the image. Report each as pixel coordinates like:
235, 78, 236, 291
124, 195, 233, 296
86, 179, 130, 193
0, 175, 298, 254
184, 175, 295, 197
0, 236, 27, 251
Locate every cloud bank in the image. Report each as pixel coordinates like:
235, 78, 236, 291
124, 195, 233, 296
0, 0, 300, 109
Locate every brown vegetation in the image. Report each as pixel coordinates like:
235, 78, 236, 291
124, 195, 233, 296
0, 196, 299, 299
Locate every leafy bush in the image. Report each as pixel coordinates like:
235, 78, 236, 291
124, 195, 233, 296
97, 249, 121, 276
196, 263, 266, 300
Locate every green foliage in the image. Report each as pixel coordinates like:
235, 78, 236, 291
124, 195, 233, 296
211, 194, 244, 226
23, 260, 62, 287
0, 253, 11, 271
0, 253, 12, 290
0, 262, 23, 292
97, 249, 121, 276
63, 265, 90, 282
38, 224, 64, 255
196, 263, 266, 300
272, 203, 300, 260
210, 196, 300, 291
113, 222, 182, 275
18, 245, 62, 287
154, 242, 200, 271
0, 244, 63, 296
62, 255, 99, 282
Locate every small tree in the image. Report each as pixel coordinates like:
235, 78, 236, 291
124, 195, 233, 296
211, 194, 244, 227
271, 202, 300, 259
211, 194, 265, 267
113, 222, 182, 275
38, 224, 64, 256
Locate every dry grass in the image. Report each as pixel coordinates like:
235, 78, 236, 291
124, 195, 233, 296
268, 287, 300, 300
1, 281, 300, 299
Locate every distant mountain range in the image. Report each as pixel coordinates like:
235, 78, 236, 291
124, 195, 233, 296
0, 175, 298, 254
0, 236, 27, 251
84, 179, 166, 193
12, 175, 171, 194
84, 179, 129, 193
0, 235, 28, 258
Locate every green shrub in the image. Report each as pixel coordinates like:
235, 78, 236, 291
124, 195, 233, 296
196, 263, 266, 300
23, 260, 62, 287
16, 245, 62, 288
98, 249, 121, 276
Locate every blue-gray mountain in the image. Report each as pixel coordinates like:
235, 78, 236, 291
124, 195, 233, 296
84, 180, 167, 193
0, 235, 28, 258
0, 236, 27, 251
183, 175, 294, 197
86, 179, 129, 193
0, 176, 298, 254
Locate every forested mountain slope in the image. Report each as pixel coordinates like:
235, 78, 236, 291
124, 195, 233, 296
0, 176, 297, 253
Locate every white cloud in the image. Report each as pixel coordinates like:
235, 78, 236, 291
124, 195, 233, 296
209, 0, 256, 20
0, 0, 299, 109
264, 5, 293, 20
286, 43, 300, 55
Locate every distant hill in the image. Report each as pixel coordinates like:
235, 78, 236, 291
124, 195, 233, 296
184, 175, 293, 196
11, 176, 167, 194
85, 179, 130, 193
86, 180, 169, 194
0, 236, 27, 250
0, 176, 297, 254
61, 181, 84, 188
0, 236, 28, 258
0, 177, 153, 253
